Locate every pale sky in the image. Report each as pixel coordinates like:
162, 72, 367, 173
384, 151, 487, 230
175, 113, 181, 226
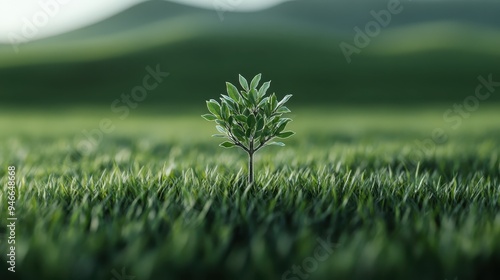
0, 0, 289, 44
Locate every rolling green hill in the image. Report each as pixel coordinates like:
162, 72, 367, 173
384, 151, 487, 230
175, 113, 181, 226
1, 0, 500, 106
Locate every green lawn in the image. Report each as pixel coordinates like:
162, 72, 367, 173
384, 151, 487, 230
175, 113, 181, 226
0, 107, 499, 280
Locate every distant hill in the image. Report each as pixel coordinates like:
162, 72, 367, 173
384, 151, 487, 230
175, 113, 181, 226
18, 0, 500, 44
1, 0, 500, 106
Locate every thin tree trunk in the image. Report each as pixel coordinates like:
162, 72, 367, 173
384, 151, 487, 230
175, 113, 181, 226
248, 140, 254, 184
248, 152, 254, 184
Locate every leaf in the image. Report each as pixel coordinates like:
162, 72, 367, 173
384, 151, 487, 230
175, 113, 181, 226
206, 100, 221, 117
248, 89, 257, 106
270, 93, 277, 110
221, 95, 236, 110
226, 82, 240, 102
271, 115, 281, 124
276, 106, 291, 114
254, 128, 263, 138
201, 114, 217, 121
276, 118, 292, 127
277, 131, 295, 138
212, 134, 226, 138
275, 118, 292, 133
258, 81, 271, 99
276, 122, 287, 133
277, 94, 292, 108
239, 74, 249, 90
240, 89, 248, 101
232, 127, 245, 139
265, 100, 272, 116
221, 101, 230, 119
247, 114, 256, 128
267, 142, 285, 146
250, 74, 262, 89
235, 115, 247, 123
256, 117, 265, 131
258, 97, 269, 108
243, 96, 253, 108
219, 141, 235, 148
215, 119, 226, 126
216, 125, 226, 134
262, 127, 271, 139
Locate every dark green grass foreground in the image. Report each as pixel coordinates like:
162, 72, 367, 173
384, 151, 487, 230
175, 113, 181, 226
0, 107, 499, 280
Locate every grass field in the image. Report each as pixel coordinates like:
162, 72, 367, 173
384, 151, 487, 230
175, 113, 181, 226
1, 107, 499, 280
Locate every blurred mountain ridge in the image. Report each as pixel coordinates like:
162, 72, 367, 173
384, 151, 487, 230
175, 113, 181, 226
0, 0, 499, 106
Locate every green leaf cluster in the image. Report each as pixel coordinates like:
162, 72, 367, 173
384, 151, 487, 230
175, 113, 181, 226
202, 74, 295, 152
